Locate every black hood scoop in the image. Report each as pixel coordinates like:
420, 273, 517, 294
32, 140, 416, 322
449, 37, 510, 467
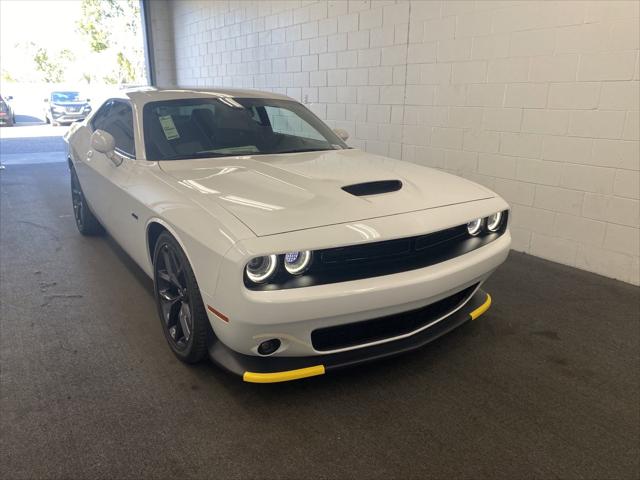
342, 180, 403, 196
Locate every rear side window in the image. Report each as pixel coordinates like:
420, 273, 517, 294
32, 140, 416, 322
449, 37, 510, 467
92, 100, 135, 157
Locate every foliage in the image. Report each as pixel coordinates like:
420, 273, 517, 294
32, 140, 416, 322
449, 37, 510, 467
76, 0, 125, 53
30, 44, 75, 83
76, 0, 144, 84
3, 1, 145, 85
1, 70, 17, 83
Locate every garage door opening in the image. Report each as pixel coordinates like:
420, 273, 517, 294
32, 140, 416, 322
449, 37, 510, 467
0, 0, 148, 166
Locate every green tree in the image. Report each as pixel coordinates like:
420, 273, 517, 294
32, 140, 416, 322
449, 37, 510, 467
32, 45, 75, 83
1, 70, 17, 83
76, 0, 144, 84
76, 0, 124, 52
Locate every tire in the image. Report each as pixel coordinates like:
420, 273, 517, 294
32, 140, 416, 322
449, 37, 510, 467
70, 166, 104, 236
153, 232, 210, 364
45, 114, 50, 124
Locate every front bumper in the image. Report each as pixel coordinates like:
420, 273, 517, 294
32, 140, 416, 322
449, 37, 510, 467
51, 112, 87, 123
208, 289, 492, 383
206, 228, 509, 357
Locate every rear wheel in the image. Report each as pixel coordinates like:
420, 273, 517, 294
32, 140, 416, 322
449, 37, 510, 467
70, 166, 103, 235
153, 232, 209, 364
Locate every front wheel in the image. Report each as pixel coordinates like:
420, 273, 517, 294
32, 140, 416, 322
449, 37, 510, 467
153, 232, 210, 364
70, 166, 103, 235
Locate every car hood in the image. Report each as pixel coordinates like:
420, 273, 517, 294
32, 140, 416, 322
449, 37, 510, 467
159, 149, 494, 237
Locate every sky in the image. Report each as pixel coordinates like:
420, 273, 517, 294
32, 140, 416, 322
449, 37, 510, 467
0, 0, 84, 73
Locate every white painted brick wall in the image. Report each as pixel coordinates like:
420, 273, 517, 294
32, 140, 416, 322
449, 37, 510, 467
161, 0, 639, 285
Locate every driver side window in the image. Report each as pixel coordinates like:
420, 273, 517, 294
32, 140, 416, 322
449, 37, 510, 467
92, 100, 136, 157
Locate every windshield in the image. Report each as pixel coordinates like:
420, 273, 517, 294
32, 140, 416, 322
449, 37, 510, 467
51, 91, 82, 103
143, 97, 348, 161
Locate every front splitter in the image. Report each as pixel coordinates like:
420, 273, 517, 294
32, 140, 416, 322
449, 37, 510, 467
208, 289, 491, 383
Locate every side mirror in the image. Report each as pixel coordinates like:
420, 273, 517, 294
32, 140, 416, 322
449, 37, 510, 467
333, 128, 349, 142
91, 129, 122, 166
44, 98, 49, 103
86, 98, 90, 102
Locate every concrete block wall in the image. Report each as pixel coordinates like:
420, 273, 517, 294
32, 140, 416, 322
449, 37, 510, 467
158, 0, 640, 285
148, 0, 178, 86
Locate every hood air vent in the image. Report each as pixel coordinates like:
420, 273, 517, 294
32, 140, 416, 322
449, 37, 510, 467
342, 180, 403, 197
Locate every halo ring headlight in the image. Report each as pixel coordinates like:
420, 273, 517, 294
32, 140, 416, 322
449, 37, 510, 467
487, 212, 503, 232
284, 250, 312, 275
467, 218, 483, 236
246, 254, 278, 283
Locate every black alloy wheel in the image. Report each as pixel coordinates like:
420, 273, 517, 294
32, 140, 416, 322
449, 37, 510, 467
70, 166, 103, 235
153, 232, 209, 363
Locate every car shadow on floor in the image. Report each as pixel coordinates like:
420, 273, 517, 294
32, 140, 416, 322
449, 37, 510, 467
103, 234, 155, 297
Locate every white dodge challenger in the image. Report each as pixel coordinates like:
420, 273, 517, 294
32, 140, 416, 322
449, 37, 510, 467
65, 88, 511, 383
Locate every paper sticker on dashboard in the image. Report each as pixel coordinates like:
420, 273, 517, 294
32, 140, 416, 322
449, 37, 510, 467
159, 115, 180, 140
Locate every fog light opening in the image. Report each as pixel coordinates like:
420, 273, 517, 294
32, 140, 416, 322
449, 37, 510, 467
257, 338, 281, 356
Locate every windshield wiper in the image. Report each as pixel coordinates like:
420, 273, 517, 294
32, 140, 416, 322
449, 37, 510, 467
161, 148, 335, 160
276, 148, 335, 154
162, 152, 233, 160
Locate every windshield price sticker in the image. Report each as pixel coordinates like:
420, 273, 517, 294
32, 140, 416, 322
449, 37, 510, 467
158, 115, 180, 140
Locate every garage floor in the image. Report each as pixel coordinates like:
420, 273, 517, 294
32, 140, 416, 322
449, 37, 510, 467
1, 162, 639, 480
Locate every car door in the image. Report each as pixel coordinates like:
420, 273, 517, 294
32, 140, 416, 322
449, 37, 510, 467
77, 100, 117, 224
94, 101, 142, 248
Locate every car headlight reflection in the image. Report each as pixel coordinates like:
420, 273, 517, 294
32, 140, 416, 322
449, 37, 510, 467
245, 254, 277, 283
284, 250, 312, 275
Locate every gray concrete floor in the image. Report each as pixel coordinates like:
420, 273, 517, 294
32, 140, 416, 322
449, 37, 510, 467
0, 123, 68, 165
1, 162, 639, 480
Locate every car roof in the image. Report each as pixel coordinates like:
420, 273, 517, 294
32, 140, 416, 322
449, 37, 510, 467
123, 86, 294, 106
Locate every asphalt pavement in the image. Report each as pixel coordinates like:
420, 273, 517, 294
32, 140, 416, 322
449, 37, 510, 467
0, 161, 639, 479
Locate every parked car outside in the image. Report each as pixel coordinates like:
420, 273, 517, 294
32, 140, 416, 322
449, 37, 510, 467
44, 91, 92, 126
64, 87, 511, 383
0, 95, 15, 126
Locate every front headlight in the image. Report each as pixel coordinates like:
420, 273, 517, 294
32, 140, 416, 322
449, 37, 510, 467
467, 218, 483, 236
245, 255, 277, 283
283, 250, 312, 275
51, 104, 65, 113
487, 211, 504, 232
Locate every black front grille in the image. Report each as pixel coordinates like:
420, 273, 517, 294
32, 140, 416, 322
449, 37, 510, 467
311, 284, 478, 351
246, 211, 508, 291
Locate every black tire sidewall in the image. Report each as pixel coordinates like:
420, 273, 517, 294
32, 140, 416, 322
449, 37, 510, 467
70, 168, 86, 233
153, 232, 209, 364
70, 166, 102, 236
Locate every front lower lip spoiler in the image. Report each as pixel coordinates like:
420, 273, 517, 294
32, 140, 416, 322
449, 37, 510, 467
208, 290, 492, 383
